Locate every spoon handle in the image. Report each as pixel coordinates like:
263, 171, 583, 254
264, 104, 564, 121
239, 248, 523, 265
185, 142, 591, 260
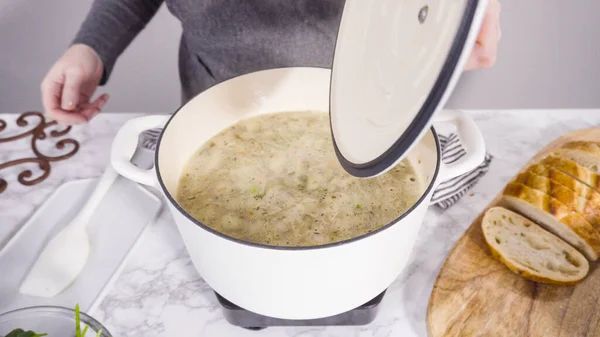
71, 164, 120, 229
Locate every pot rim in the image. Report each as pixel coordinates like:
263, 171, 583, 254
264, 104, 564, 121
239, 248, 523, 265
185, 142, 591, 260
154, 66, 442, 251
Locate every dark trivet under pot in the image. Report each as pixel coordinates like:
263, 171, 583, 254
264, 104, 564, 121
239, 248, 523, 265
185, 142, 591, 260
215, 290, 386, 330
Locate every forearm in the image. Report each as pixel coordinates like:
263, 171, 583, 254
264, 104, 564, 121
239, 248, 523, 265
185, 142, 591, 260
71, 0, 164, 85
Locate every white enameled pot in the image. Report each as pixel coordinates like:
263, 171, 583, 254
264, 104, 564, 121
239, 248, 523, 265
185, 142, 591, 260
110, 67, 485, 320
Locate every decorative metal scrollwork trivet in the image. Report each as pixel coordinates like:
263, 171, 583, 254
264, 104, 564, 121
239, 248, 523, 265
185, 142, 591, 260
0, 111, 80, 194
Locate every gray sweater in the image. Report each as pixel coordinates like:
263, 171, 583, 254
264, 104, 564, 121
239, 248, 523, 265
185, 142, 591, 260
72, 0, 344, 103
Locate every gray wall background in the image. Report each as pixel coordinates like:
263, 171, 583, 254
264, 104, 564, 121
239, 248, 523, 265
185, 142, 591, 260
1, 0, 599, 113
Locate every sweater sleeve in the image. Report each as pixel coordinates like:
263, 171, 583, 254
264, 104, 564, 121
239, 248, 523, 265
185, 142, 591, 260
71, 0, 165, 85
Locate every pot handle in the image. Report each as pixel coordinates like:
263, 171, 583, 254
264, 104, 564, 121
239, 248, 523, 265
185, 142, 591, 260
432, 110, 486, 182
110, 115, 169, 187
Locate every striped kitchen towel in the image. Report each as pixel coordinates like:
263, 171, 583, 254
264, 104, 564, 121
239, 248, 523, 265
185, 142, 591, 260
431, 133, 493, 209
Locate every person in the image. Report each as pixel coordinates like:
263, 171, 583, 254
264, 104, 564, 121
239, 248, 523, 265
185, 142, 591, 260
41, 0, 501, 126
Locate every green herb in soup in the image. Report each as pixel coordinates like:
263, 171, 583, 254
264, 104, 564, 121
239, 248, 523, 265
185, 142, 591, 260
176, 111, 423, 246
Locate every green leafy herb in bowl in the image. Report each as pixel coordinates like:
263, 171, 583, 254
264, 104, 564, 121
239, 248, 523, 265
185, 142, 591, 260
1, 304, 106, 337
4, 329, 47, 337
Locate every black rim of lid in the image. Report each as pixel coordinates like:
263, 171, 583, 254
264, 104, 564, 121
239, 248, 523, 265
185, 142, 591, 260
329, 0, 479, 178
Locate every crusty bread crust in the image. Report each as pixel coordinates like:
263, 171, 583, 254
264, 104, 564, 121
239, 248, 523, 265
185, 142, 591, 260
561, 141, 600, 157
503, 183, 600, 260
538, 156, 600, 192
514, 171, 600, 229
550, 149, 600, 174
526, 164, 594, 198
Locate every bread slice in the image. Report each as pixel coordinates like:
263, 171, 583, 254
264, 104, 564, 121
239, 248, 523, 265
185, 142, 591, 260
538, 156, 600, 193
502, 182, 600, 261
551, 148, 600, 174
561, 141, 600, 157
482, 206, 589, 285
513, 171, 600, 228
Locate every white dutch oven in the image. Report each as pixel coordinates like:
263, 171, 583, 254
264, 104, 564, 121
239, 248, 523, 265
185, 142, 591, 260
110, 67, 485, 319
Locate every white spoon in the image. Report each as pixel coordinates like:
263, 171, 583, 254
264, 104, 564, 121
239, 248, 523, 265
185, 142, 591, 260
19, 164, 119, 298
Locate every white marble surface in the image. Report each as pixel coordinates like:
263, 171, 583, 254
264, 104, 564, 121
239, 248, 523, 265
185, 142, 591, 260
1, 110, 599, 336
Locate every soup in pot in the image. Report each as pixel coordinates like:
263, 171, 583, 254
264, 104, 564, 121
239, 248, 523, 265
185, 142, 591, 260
176, 111, 423, 246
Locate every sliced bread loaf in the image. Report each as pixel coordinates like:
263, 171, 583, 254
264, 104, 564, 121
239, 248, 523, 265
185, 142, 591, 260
551, 148, 600, 174
539, 156, 600, 193
482, 206, 589, 285
502, 182, 600, 261
513, 171, 600, 228
527, 164, 596, 198
561, 141, 600, 157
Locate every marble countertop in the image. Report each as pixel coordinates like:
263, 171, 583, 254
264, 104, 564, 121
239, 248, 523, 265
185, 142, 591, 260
1, 110, 599, 337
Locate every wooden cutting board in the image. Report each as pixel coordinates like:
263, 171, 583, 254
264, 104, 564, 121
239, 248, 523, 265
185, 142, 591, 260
427, 128, 600, 337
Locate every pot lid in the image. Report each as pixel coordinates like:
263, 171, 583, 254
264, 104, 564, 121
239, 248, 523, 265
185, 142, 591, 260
330, 0, 487, 177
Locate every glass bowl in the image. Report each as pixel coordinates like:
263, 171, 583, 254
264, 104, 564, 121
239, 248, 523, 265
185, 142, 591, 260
0, 306, 111, 337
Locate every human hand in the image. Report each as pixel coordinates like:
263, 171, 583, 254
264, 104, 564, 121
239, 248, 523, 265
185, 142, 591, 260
41, 44, 109, 125
464, 0, 501, 70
